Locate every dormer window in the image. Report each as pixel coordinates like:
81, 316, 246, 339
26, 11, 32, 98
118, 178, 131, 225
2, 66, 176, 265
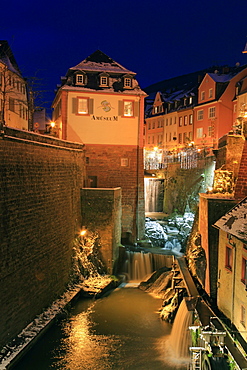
75, 73, 86, 86
124, 77, 132, 88
189, 96, 193, 104
99, 73, 109, 87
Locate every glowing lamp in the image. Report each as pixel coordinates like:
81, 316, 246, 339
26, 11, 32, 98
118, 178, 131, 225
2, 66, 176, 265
50, 121, 55, 128
80, 228, 87, 237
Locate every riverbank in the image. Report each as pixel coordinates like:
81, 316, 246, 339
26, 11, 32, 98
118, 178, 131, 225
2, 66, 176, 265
0, 276, 119, 370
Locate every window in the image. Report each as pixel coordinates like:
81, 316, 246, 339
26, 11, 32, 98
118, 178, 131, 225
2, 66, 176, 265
100, 75, 109, 87
189, 114, 193, 125
9, 97, 15, 112
189, 96, 193, 105
225, 246, 232, 271
169, 132, 172, 141
209, 107, 216, 118
197, 110, 204, 120
179, 117, 182, 126
160, 120, 164, 127
197, 127, 203, 138
184, 115, 188, 126
209, 88, 213, 98
241, 257, 247, 284
170, 118, 172, 125
178, 133, 182, 143
123, 100, 134, 117
166, 119, 168, 126
78, 98, 89, 114
121, 158, 129, 167
124, 77, 132, 88
201, 91, 205, 101
208, 126, 212, 137
241, 306, 246, 328
174, 117, 176, 125
76, 74, 85, 85
188, 131, 192, 140
152, 122, 155, 129
148, 122, 151, 130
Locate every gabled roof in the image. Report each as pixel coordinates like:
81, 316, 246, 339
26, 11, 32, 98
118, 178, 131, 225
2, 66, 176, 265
207, 73, 232, 83
0, 40, 21, 75
214, 197, 247, 242
69, 50, 136, 75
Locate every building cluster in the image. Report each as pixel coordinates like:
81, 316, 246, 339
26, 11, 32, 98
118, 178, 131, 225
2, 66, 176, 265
0, 41, 29, 131
144, 63, 247, 170
1, 39, 247, 355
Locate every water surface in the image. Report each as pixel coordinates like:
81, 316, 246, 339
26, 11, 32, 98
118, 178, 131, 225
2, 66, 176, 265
14, 284, 186, 370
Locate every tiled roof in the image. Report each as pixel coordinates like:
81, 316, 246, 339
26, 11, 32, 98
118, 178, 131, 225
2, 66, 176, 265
70, 50, 135, 75
0, 40, 21, 75
207, 73, 232, 83
214, 197, 247, 242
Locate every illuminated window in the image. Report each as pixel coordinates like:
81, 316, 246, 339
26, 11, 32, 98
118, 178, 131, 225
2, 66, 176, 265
225, 246, 232, 271
124, 78, 132, 88
197, 110, 204, 120
241, 257, 247, 284
189, 96, 193, 104
178, 133, 182, 143
179, 117, 182, 126
100, 75, 109, 87
184, 115, 188, 126
197, 127, 203, 138
201, 91, 205, 101
209, 88, 213, 98
76, 74, 85, 85
209, 107, 215, 118
189, 114, 193, 125
78, 98, 88, 114
208, 126, 212, 137
123, 101, 134, 117
183, 132, 187, 143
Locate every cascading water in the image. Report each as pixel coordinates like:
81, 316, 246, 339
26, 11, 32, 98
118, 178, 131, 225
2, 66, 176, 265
144, 178, 164, 212
169, 298, 193, 361
122, 251, 173, 280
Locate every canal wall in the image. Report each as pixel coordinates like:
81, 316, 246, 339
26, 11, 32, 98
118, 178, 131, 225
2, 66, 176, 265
0, 127, 85, 349
81, 187, 122, 274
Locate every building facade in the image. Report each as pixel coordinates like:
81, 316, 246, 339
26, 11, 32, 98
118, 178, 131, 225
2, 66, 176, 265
52, 50, 146, 242
144, 65, 247, 170
214, 197, 247, 344
0, 41, 28, 130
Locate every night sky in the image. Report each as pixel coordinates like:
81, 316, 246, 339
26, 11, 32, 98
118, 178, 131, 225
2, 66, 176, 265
2, 0, 247, 117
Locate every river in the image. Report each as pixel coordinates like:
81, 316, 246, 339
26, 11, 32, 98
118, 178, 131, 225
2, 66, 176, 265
13, 283, 187, 370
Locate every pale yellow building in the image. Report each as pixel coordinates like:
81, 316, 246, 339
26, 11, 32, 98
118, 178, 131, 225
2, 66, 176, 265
214, 197, 247, 343
0, 41, 28, 130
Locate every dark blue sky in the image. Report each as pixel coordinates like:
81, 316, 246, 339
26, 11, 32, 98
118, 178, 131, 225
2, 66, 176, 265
2, 0, 247, 116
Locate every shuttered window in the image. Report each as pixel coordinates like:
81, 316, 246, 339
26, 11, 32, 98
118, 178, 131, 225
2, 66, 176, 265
72, 97, 94, 115
119, 100, 139, 117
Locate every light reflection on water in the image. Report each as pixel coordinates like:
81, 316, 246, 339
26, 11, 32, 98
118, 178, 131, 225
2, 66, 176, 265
14, 286, 187, 370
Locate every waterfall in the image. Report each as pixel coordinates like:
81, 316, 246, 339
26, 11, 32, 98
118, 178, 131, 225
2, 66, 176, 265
144, 178, 164, 212
169, 298, 193, 359
122, 251, 173, 280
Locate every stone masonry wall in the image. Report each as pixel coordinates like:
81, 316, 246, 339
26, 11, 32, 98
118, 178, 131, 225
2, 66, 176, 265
0, 127, 85, 348
81, 187, 122, 274
85, 144, 145, 243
